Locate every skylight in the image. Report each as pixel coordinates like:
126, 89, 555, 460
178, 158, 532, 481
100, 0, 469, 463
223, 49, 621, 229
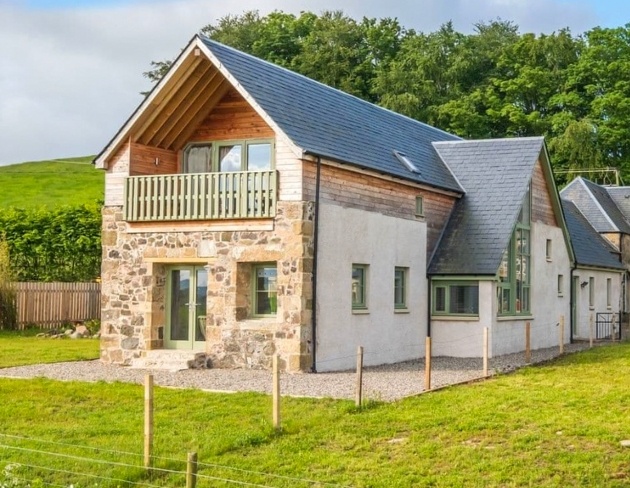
393, 150, 421, 174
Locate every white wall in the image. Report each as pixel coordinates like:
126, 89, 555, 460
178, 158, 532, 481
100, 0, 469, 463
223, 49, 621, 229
491, 223, 571, 356
431, 281, 494, 357
573, 268, 623, 339
316, 203, 426, 371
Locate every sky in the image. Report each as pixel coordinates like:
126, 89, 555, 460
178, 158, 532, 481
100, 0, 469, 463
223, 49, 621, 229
0, 0, 629, 166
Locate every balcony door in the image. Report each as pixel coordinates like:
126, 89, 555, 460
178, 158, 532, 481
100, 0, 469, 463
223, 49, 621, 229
165, 266, 207, 350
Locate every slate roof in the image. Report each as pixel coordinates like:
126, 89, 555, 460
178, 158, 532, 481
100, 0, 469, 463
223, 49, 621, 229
200, 36, 463, 193
428, 137, 545, 275
580, 178, 630, 233
606, 186, 630, 226
562, 200, 624, 270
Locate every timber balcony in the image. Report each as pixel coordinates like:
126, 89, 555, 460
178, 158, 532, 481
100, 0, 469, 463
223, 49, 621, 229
123, 170, 277, 222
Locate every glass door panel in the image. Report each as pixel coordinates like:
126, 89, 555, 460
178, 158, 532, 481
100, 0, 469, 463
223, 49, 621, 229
170, 269, 190, 342
166, 266, 207, 349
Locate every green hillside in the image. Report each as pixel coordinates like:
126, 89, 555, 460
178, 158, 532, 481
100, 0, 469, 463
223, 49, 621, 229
0, 156, 103, 209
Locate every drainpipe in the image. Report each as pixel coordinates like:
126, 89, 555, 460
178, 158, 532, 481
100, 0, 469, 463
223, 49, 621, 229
569, 265, 576, 343
427, 277, 432, 337
310, 156, 322, 373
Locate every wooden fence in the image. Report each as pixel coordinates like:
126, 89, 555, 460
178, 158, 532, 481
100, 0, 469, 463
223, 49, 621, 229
15, 282, 101, 329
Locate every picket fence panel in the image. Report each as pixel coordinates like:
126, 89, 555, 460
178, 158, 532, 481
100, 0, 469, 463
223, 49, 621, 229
14, 282, 101, 329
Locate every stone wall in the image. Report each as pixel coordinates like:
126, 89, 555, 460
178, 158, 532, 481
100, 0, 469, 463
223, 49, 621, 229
100, 200, 314, 371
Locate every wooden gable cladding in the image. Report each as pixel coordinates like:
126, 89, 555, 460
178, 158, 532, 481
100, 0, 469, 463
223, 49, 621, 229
532, 158, 558, 227
188, 89, 275, 143
131, 56, 232, 152
303, 161, 457, 256
129, 143, 177, 176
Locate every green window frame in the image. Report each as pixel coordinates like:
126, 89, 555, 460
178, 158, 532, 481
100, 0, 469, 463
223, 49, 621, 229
352, 264, 368, 310
432, 281, 480, 316
498, 184, 531, 316
183, 139, 274, 173
415, 196, 424, 217
252, 264, 277, 317
394, 267, 408, 309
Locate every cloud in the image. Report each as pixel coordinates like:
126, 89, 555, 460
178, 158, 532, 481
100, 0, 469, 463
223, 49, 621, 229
0, 0, 601, 165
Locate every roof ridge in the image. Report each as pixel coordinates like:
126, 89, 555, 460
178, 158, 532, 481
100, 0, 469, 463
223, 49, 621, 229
198, 34, 461, 141
433, 136, 544, 146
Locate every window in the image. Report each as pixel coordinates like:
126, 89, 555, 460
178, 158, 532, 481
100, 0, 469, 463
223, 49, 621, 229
183, 140, 273, 173
607, 278, 612, 308
589, 277, 595, 308
498, 184, 531, 315
183, 144, 212, 173
546, 239, 552, 261
352, 264, 368, 310
415, 196, 424, 217
394, 267, 408, 310
253, 264, 277, 316
433, 282, 479, 316
557, 274, 564, 296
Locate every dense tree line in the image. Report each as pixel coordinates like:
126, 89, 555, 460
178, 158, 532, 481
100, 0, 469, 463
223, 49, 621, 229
0, 205, 101, 282
146, 11, 630, 183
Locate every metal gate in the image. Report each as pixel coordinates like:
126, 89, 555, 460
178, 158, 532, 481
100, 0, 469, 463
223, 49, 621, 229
595, 312, 621, 340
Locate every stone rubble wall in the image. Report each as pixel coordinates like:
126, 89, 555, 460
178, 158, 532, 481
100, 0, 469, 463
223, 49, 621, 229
100, 201, 314, 371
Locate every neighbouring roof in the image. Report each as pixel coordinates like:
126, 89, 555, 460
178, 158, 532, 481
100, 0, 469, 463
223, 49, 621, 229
560, 177, 630, 234
562, 200, 624, 271
199, 36, 463, 193
428, 137, 545, 275
606, 186, 630, 225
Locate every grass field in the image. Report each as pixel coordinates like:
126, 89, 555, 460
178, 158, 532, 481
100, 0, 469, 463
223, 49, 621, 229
0, 336, 629, 487
0, 329, 99, 368
0, 156, 103, 208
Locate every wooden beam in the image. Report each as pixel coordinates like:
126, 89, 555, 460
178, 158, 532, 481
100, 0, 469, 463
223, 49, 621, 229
133, 55, 203, 143
139, 61, 213, 146
169, 80, 231, 151
150, 68, 222, 149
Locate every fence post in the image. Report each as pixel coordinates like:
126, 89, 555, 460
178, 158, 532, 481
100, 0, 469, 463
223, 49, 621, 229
424, 337, 432, 391
559, 315, 565, 355
186, 452, 198, 488
525, 322, 531, 364
589, 313, 594, 348
355, 346, 364, 408
483, 327, 489, 377
272, 354, 281, 430
144, 374, 154, 469
612, 314, 617, 342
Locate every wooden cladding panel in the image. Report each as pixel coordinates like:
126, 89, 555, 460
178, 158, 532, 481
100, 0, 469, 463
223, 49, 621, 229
189, 89, 274, 142
130, 143, 178, 176
304, 161, 456, 255
532, 159, 558, 227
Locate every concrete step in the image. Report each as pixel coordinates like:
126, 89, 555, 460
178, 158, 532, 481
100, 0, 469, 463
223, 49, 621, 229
130, 350, 203, 372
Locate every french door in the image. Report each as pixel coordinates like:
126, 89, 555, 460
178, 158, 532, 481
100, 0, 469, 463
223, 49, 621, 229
165, 266, 207, 350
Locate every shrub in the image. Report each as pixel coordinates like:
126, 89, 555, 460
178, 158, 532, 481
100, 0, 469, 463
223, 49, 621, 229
0, 240, 17, 330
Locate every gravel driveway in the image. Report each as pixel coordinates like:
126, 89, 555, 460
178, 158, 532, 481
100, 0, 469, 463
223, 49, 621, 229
0, 343, 596, 402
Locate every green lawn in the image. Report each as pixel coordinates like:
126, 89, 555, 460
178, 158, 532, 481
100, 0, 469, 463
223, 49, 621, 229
0, 156, 103, 208
0, 329, 99, 368
0, 343, 629, 487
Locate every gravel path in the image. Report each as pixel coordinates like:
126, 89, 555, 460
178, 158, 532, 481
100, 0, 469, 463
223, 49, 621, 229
0, 343, 596, 402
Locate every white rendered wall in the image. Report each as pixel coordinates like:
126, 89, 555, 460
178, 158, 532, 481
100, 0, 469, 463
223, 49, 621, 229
316, 203, 426, 371
572, 268, 623, 339
491, 223, 571, 356
431, 281, 494, 357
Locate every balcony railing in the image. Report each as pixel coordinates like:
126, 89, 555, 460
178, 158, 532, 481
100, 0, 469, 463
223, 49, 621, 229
124, 170, 277, 222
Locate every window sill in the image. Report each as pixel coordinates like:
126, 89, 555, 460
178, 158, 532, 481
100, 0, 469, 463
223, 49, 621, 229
394, 308, 410, 314
546, 258, 552, 263
431, 315, 479, 321
352, 308, 370, 315
497, 315, 534, 322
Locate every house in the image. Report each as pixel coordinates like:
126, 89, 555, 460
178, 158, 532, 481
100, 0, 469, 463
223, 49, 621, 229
560, 177, 630, 337
561, 200, 625, 340
95, 34, 615, 372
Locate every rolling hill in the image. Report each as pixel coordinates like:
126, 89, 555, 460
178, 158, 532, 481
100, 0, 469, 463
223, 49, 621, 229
0, 156, 103, 208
